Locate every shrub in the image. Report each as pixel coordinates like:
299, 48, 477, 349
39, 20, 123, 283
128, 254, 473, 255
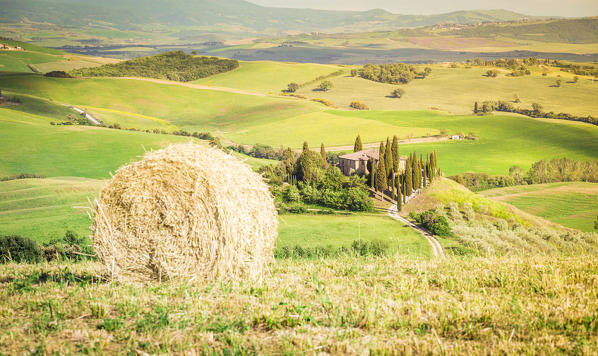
485, 70, 498, 78
350, 101, 369, 110
44, 71, 72, 78
414, 211, 452, 237
0, 235, 43, 263
311, 98, 337, 108
282, 184, 301, 203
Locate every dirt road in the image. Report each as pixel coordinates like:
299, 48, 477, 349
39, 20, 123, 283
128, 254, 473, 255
387, 204, 445, 258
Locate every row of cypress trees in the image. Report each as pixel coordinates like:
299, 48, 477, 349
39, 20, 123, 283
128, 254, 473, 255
353, 134, 439, 207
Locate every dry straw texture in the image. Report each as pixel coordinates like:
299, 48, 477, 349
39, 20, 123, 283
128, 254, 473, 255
92, 143, 278, 284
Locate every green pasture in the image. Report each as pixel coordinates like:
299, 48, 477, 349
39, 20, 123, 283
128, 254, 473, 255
277, 213, 432, 257
0, 177, 102, 243
0, 75, 324, 133
193, 60, 342, 94
333, 110, 598, 175
481, 182, 598, 232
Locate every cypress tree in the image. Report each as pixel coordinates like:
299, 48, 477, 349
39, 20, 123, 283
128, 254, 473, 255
405, 161, 413, 197
354, 135, 363, 152
303, 141, 309, 152
391, 135, 399, 172
396, 178, 402, 210
376, 152, 387, 192
411, 153, 418, 190
385, 138, 392, 176
379, 141, 385, 159
320, 143, 327, 167
474, 101, 478, 114
370, 159, 376, 188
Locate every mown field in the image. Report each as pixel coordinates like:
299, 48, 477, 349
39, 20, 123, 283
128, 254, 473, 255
293, 64, 598, 116
482, 182, 598, 232
1, 255, 597, 354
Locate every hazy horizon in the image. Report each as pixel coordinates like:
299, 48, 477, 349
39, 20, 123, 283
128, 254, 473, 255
248, 0, 598, 18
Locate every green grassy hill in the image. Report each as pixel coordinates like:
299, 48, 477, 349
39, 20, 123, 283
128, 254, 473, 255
2, 73, 597, 176
481, 182, 598, 232
193, 61, 343, 94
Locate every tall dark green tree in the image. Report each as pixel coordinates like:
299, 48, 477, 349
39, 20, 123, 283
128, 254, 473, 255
405, 161, 413, 197
376, 153, 387, 192
369, 159, 376, 188
396, 178, 402, 210
378, 141, 385, 159
354, 135, 363, 152
320, 143, 327, 167
303, 141, 309, 152
385, 137, 392, 176
391, 135, 399, 172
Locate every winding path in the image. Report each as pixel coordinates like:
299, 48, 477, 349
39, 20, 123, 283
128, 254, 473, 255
387, 204, 445, 258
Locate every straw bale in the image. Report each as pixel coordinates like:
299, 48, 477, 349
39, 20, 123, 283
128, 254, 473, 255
92, 143, 278, 283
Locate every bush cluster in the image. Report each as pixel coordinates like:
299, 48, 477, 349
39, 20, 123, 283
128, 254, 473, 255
70, 51, 239, 82
474, 100, 598, 126
349, 101, 369, 110
411, 210, 452, 237
0, 231, 96, 264
274, 239, 388, 259
450, 158, 598, 190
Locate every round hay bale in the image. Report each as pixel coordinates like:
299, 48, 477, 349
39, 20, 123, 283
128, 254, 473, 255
92, 143, 278, 283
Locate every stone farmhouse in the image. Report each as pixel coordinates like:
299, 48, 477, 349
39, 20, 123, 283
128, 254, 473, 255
338, 148, 406, 176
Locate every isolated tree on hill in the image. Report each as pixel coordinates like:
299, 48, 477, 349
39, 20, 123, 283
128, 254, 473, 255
555, 79, 562, 87
424, 67, 432, 76
320, 143, 327, 167
303, 141, 309, 152
391, 135, 399, 172
318, 80, 333, 91
287, 82, 299, 93
350, 69, 358, 77
385, 137, 392, 176
474, 102, 478, 114
486, 69, 498, 78
376, 153, 387, 192
354, 135, 363, 152
391, 88, 405, 98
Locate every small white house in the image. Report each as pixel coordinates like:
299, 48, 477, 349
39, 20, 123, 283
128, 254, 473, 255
451, 135, 462, 140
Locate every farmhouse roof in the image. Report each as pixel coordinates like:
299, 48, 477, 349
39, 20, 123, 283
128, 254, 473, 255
339, 148, 379, 161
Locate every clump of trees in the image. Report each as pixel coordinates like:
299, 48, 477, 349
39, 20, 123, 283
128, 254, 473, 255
350, 101, 369, 110
50, 113, 95, 126
449, 158, 598, 190
317, 80, 333, 91
70, 51, 239, 82
369, 135, 440, 205
286, 82, 299, 92
356, 63, 431, 85
259, 142, 372, 212
472, 100, 598, 126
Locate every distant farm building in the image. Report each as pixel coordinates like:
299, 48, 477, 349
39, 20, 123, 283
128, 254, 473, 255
338, 148, 406, 176
451, 135, 462, 140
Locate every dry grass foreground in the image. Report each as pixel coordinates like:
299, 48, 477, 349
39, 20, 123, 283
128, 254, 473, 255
1, 256, 597, 354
